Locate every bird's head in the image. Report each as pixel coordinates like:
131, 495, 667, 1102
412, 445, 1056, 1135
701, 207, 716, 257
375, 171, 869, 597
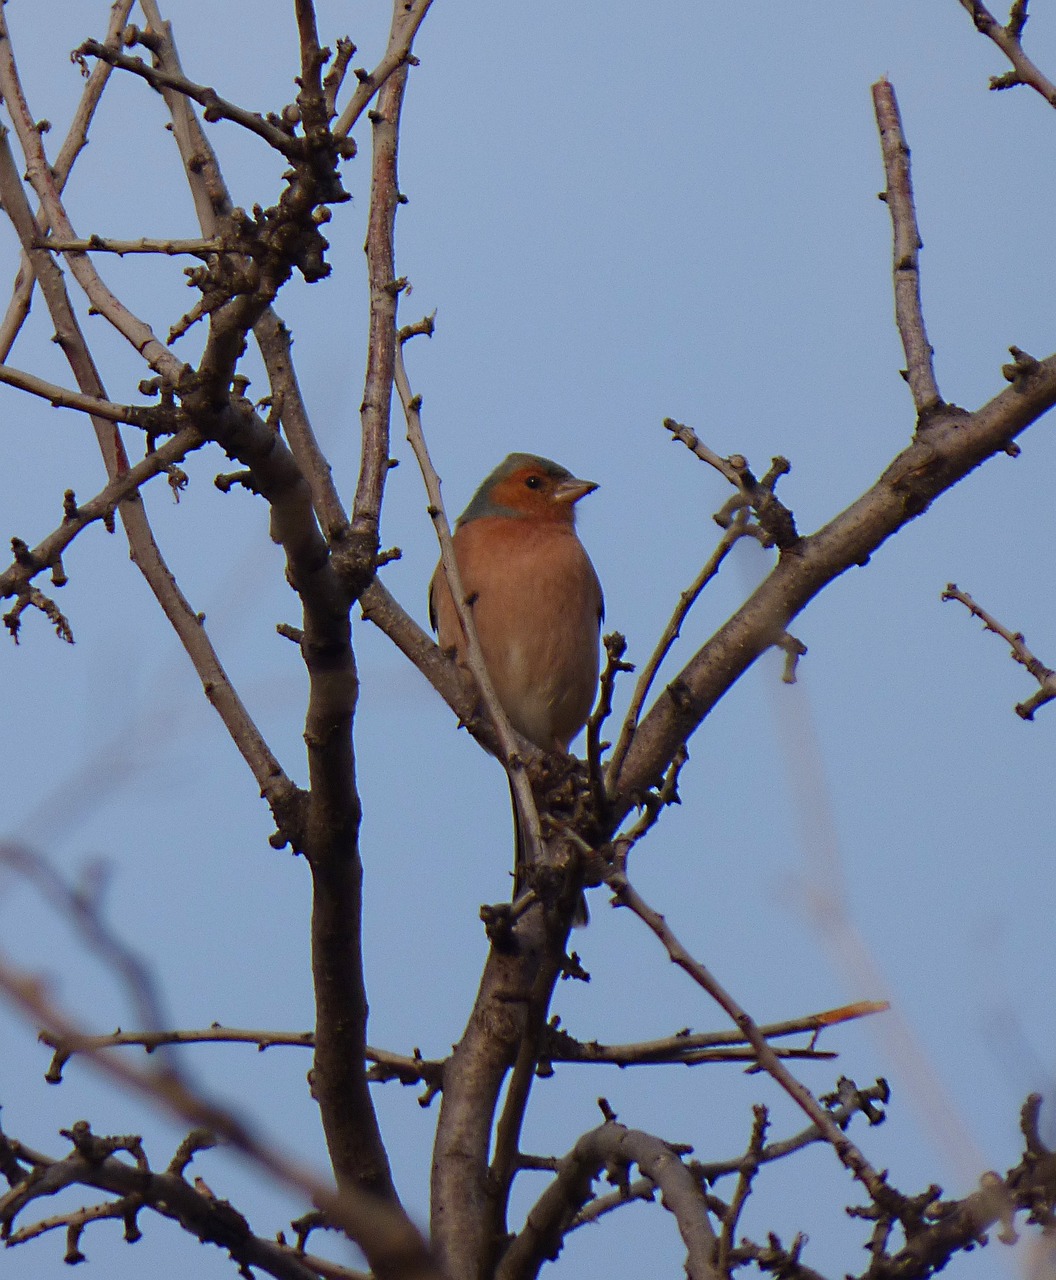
458, 453, 598, 527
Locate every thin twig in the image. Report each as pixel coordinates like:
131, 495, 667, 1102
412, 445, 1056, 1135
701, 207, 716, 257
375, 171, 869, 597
131, 4, 351, 539
585, 632, 633, 825
662, 419, 746, 485
607, 516, 747, 789
0, 23, 182, 382
695, 1078, 890, 1185
393, 342, 548, 868
942, 582, 1056, 718
717, 1105, 768, 1274
0, 361, 153, 423
35, 236, 223, 256
0, 111, 296, 829
0, 955, 443, 1278
957, 0, 1056, 106
0, 0, 133, 361
607, 863, 892, 1205
350, 59, 407, 549
572, 1079, 890, 1230
0, 1130, 356, 1280
872, 78, 943, 418
545, 1000, 887, 1067
333, 0, 435, 137
75, 39, 303, 157
324, 39, 357, 119
37, 1023, 444, 1094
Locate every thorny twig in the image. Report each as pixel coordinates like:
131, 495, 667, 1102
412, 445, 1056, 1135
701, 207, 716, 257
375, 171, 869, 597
38, 1023, 444, 1101
942, 583, 1056, 718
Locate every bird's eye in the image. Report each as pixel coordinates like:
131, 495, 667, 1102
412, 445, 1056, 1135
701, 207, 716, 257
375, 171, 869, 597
524, 475, 543, 490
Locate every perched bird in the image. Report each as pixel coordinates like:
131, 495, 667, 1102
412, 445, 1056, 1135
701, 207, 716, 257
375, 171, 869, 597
429, 453, 603, 919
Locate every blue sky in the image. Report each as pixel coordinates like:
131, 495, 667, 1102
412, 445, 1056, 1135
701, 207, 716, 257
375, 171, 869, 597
1, 2, 1055, 1277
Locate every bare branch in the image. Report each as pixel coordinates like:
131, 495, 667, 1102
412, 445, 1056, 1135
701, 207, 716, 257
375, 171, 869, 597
0, 23, 182, 382
0, 954, 443, 1279
351, 58, 407, 552
359, 576, 484, 734
693, 1077, 891, 1185
130, 6, 351, 541
498, 1120, 719, 1280
0, 0, 133, 361
606, 862, 892, 1205
0, 427, 200, 632
0, 110, 299, 849
607, 515, 746, 789
324, 39, 357, 120
37, 1023, 445, 1096
294, 0, 327, 126
957, 0, 1056, 106
333, 0, 435, 137
0, 1123, 338, 1280
75, 38, 304, 157
717, 1105, 768, 1275
34, 235, 223, 256
611, 359, 1056, 829
134, 0, 233, 234
0, 360, 154, 423
395, 341, 548, 867
544, 1000, 888, 1069
662, 418, 746, 486
586, 632, 634, 824
873, 79, 943, 418
942, 582, 1056, 718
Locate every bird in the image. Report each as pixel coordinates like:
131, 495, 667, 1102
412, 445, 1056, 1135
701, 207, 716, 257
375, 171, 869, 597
428, 453, 603, 921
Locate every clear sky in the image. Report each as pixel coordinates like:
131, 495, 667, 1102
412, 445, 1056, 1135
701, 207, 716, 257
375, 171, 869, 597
1, 2, 1054, 1278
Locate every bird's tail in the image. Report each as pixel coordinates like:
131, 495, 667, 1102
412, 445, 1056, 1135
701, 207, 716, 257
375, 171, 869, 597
510, 779, 588, 927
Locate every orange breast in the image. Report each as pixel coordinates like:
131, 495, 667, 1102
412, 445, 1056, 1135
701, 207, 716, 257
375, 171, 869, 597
429, 517, 602, 751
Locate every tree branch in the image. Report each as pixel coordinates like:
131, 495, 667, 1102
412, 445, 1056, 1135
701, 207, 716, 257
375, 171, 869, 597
942, 582, 1056, 718
872, 78, 942, 418
0, 360, 157, 423
543, 1000, 887, 1069
0, 1126, 324, 1280
0, 21, 183, 382
75, 38, 305, 158
350, 54, 406, 557
611, 360, 1056, 825
0, 118, 295, 822
131, 4, 352, 540
0, 954, 443, 1279
606, 863, 891, 1204
39, 1024, 445, 1097
0, 0, 133, 361
497, 1118, 719, 1280
957, 0, 1056, 106
333, 0, 435, 138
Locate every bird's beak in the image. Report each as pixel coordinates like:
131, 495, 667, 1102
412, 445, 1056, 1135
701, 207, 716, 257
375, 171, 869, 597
552, 477, 598, 505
